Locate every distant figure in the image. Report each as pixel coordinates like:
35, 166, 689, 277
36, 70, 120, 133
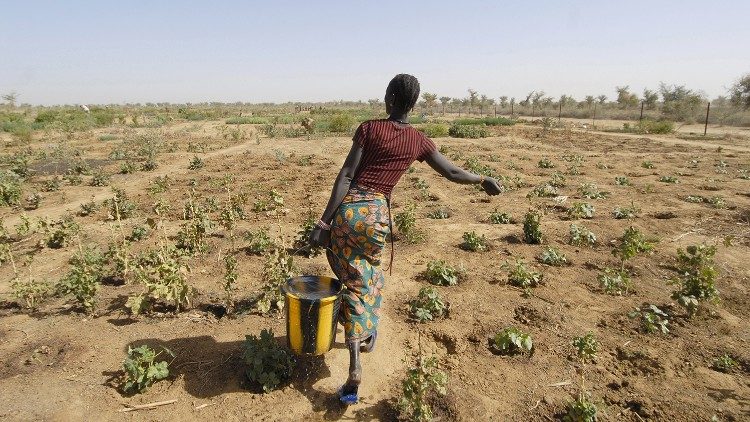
309, 73, 502, 406
79, 104, 90, 113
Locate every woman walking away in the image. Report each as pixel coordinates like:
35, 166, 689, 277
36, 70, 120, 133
309, 74, 502, 405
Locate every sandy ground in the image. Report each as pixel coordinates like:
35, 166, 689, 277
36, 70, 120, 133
1, 121, 749, 421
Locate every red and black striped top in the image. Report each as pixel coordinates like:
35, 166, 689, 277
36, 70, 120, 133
352, 119, 437, 197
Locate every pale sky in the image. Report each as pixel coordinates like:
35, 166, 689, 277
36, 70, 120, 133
1, 0, 749, 105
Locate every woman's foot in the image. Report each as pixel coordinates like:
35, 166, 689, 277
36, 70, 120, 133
360, 330, 378, 353
337, 383, 359, 405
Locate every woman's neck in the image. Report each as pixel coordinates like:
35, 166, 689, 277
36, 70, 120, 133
388, 111, 409, 124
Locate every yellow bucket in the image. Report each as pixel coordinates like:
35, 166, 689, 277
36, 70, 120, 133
282, 276, 344, 356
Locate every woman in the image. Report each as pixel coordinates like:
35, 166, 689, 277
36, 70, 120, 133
309, 74, 502, 405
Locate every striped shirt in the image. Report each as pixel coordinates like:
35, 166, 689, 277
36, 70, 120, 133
352, 119, 437, 197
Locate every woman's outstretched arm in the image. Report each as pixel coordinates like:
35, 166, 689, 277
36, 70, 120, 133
424, 150, 503, 195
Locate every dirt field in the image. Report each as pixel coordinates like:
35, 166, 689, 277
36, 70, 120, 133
1, 121, 749, 421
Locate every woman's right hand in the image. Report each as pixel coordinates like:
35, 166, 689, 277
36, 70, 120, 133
481, 177, 503, 196
308, 227, 331, 248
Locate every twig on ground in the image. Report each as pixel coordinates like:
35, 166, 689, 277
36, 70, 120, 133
119, 399, 178, 412
529, 399, 541, 410
547, 380, 572, 387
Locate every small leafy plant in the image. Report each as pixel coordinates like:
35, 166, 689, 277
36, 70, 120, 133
245, 227, 274, 254
563, 391, 598, 422
426, 208, 450, 219
572, 332, 599, 362
629, 304, 670, 334
538, 246, 568, 266
255, 247, 296, 314
669, 244, 719, 317
122, 345, 174, 394
612, 202, 639, 219
398, 356, 448, 422
188, 155, 204, 170
506, 260, 543, 288
538, 158, 555, 168
614, 176, 631, 186
489, 209, 514, 224
242, 329, 295, 393
127, 245, 192, 315
549, 172, 567, 187
598, 268, 632, 295
712, 354, 738, 373
292, 216, 323, 257
410, 286, 448, 322
523, 210, 543, 244
491, 327, 533, 355
641, 161, 654, 169
425, 260, 462, 286
567, 202, 595, 220
659, 175, 679, 184
527, 183, 558, 198
612, 226, 655, 269
569, 224, 596, 247
395, 203, 424, 243
579, 183, 609, 199
460, 231, 488, 252
56, 244, 104, 313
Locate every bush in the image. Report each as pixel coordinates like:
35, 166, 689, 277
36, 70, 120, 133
448, 124, 488, 138
328, 114, 355, 133
638, 119, 674, 134
225, 116, 269, 125
417, 123, 449, 138
452, 117, 514, 126
243, 329, 295, 393
491, 327, 533, 355
0, 172, 22, 206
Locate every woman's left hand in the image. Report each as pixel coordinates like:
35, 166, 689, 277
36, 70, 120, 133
481, 177, 503, 196
308, 227, 331, 248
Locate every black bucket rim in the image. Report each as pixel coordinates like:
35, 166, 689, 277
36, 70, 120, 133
282, 275, 343, 303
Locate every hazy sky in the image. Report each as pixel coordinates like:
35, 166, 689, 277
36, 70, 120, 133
1, 0, 749, 105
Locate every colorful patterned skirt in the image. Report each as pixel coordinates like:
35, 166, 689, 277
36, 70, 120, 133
327, 186, 390, 343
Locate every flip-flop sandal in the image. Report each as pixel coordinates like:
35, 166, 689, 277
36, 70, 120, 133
360, 330, 378, 353
337, 385, 359, 406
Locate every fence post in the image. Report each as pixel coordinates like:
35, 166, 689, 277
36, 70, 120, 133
458, 107, 461, 117
639, 101, 644, 122
704, 102, 710, 136
494, 105, 497, 117
592, 103, 596, 128
511, 103, 514, 116
558, 102, 562, 123
532, 105, 535, 118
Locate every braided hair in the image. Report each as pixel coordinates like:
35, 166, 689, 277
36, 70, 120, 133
387, 74, 420, 113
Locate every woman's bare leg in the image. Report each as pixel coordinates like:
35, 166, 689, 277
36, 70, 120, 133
342, 340, 361, 394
